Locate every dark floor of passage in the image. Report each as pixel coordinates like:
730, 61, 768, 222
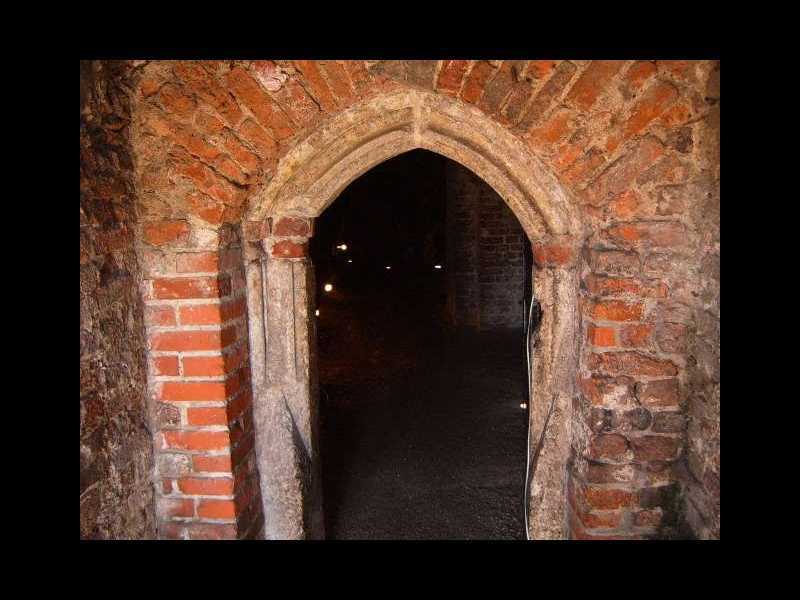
317, 272, 528, 540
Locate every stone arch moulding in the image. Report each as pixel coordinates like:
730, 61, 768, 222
242, 88, 584, 540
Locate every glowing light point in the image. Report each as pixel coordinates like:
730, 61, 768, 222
315, 309, 320, 317
324, 283, 333, 292
434, 264, 442, 269
385, 266, 391, 270
347, 259, 353, 263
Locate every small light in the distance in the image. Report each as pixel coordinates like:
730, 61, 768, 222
519, 403, 527, 409
315, 309, 320, 317
385, 266, 391, 270
336, 243, 348, 251
324, 283, 333, 292
434, 264, 442, 269
347, 259, 353, 263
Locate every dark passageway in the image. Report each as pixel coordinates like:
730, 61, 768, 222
312, 150, 529, 540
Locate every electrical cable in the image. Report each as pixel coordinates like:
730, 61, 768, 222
523, 294, 555, 540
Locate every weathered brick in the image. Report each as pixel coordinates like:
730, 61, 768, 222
162, 430, 230, 451
585, 137, 664, 206
635, 379, 680, 408
589, 352, 678, 377
630, 435, 680, 461
226, 66, 294, 140
565, 60, 625, 111
590, 299, 645, 322
143, 220, 190, 247
436, 60, 470, 96
461, 61, 496, 105
588, 433, 630, 461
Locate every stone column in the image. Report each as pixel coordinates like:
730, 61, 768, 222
526, 236, 581, 539
246, 216, 324, 540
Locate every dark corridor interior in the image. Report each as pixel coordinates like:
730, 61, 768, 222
311, 150, 530, 540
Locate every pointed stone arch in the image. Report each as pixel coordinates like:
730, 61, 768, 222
243, 88, 584, 539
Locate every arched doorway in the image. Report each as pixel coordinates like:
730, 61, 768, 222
242, 89, 583, 539
312, 149, 532, 539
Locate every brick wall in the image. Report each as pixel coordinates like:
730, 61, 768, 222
445, 162, 526, 330
141, 229, 263, 539
80, 60, 156, 539
115, 59, 720, 539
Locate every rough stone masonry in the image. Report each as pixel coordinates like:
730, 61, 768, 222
79, 59, 720, 540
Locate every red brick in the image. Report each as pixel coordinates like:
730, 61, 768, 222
176, 252, 219, 273
194, 111, 225, 136
576, 508, 624, 529
532, 242, 574, 267
163, 430, 230, 451
630, 435, 680, 461
159, 498, 195, 518
635, 379, 680, 408
153, 276, 229, 300
237, 119, 277, 158
177, 477, 234, 496
584, 485, 634, 510
530, 109, 574, 145
585, 274, 642, 297
222, 131, 261, 174
271, 239, 308, 258
153, 356, 180, 376
226, 66, 294, 140
566, 61, 625, 111
588, 324, 616, 347
519, 61, 579, 128
159, 84, 196, 119
293, 61, 338, 112
436, 60, 470, 96
623, 61, 657, 93
187, 407, 228, 426
588, 249, 640, 276
143, 220, 190, 246
159, 381, 227, 402
620, 324, 653, 347
527, 60, 558, 80
182, 355, 226, 377
150, 327, 236, 352
319, 61, 355, 105
658, 102, 693, 128
608, 190, 640, 219
140, 77, 161, 98
197, 499, 236, 520
589, 433, 630, 461
589, 352, 678, 377
580, 375, 635, 407
193, 454, 232, 473
585, 462, 635, 484
461, 61, 496, 104
590, 300, 644, 322
220, 298, 247, 321
342, 61, 372, 93
145, 305, 177, 327
272, 216, 311, 237
585, 137, 664, 206
179, 303, 224, 326
603, 221, 687, 248
174, 62, 243, 127
562, 147, 606, 186
185, 523, 237, 540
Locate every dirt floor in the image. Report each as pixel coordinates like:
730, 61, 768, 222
316, 269, 529, 539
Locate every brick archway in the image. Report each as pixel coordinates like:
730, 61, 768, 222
242, 89, 584, 539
